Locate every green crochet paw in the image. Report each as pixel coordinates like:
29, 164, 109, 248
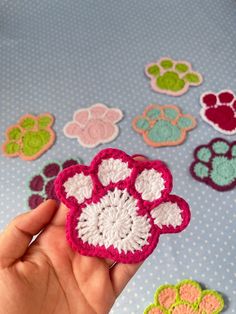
191, 139, 236, 191
146, 58, 202, 96
2, 113, 55, 160
133, 105, 196, 147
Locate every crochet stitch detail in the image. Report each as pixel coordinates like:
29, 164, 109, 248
98, 158, 132, 186
151, 202, 183, 229
77, 188, 151, 253
135, 169, 165, 201
64, 173, 93, 203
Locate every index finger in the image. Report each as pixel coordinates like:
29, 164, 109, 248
0, 200, 58, 268
50, 202, 68, 226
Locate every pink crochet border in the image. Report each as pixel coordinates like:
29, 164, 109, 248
190, 138, 236, 192
55, 148, 191, 263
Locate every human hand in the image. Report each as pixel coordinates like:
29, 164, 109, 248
0, 200, 142, 314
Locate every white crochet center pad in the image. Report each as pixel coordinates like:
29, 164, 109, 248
0, 1, 235, 313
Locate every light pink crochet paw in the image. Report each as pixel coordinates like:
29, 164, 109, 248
55, 148, 191, 263
63, 104, 123, 147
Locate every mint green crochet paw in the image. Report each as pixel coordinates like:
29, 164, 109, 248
145, 57, 203, 96
132, 104, 196, 147
190, 138, 236, 191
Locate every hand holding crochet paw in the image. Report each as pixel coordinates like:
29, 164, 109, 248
0, 199, 145, 314
55, 148, 190, 263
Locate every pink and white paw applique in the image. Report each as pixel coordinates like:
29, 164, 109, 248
200, 90, 236, 135
63, 104, 123, 148
55, 149, 191, 263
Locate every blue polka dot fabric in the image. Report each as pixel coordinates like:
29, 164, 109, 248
0, 1, 235, 313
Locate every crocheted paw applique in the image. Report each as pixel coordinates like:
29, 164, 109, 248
145, 57, 203, 96
55, 148, 190, 263
144, 279, 224, 314
2, 113, 55, 160
132, 105, 196, 147
28, 158, 81, 209
63, 103, 123, 148
200, 90, 236, 135
190, 138, 236, 191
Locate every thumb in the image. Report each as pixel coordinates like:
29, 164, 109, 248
0, 200, 58, 268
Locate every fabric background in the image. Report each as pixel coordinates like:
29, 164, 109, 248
0, 1, 235, 313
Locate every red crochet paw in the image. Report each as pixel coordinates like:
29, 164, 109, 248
200, 90, 236, 135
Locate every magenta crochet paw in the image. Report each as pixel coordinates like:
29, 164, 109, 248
55, 149, 191, 263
